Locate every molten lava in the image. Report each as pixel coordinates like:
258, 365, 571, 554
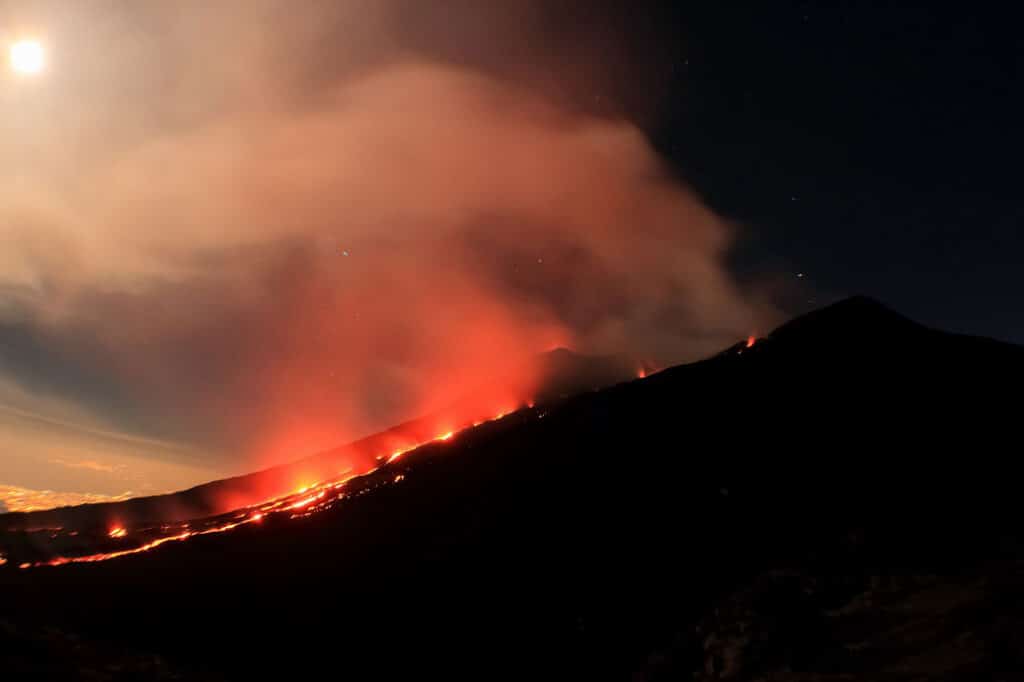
10, 403, 533, 570
746, 335, 756, 349
28, 517, 259, 568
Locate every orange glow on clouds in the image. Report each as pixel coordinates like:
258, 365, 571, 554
0, 485, 135, 513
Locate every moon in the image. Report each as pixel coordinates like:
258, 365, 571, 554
9, 39, 46, 76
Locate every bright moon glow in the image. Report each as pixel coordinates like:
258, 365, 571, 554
9, 39, 45, 75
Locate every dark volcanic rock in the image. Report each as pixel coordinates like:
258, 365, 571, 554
661, 563, 1024, 682
0, 619, 223, 681
2, 297, 1023, 681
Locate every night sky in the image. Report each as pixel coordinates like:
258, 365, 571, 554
652, 3, 1023, 342
0, 1, 1020, 507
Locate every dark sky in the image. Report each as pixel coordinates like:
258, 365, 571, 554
649, 3, 1023, 342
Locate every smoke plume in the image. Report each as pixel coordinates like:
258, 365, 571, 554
0, 1, 771, 488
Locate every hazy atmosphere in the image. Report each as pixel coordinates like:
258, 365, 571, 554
1, 1, 770, 507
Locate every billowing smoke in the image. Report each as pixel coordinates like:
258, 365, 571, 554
0, 1, 772, 483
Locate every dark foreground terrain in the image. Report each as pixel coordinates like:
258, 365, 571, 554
2, 297, 1023, 681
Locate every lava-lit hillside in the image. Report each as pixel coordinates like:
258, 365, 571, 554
0, 348, 642, 537
2, 298, 1024, 681
0, 402, 531, 569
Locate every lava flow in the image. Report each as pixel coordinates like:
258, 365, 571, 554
9, 404, 533, 570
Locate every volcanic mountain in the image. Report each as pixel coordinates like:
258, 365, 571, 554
2, 297, 1023, 681
0, 347, 644, 535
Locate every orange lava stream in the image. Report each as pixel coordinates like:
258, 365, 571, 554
25, 517, 258, 568
15, 403, 536, 570
286, 491, 326, 511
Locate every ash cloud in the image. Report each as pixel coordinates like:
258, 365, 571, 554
0, 1, 774, 476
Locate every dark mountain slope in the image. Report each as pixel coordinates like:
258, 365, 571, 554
0, 348, 642, 533
1, 297, 1022, 681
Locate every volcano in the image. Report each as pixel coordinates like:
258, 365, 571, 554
2, 297, 1023, 681
0, 347, 642, 535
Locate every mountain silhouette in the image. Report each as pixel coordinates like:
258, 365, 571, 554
1, 297, 1022, 681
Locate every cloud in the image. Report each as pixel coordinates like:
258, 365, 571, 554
49, 459, 123, 474
0, 484, 133, 514
0, 1, 775, 477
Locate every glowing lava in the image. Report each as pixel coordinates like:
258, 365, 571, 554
286, 491, 325, 511
746, 335, 756, 349
28, 517, 258, 568
12, 403, 533, 570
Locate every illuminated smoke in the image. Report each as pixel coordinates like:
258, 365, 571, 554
0, 1, 775, 483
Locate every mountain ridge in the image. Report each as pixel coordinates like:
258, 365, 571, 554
2, 297, 1022, 680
